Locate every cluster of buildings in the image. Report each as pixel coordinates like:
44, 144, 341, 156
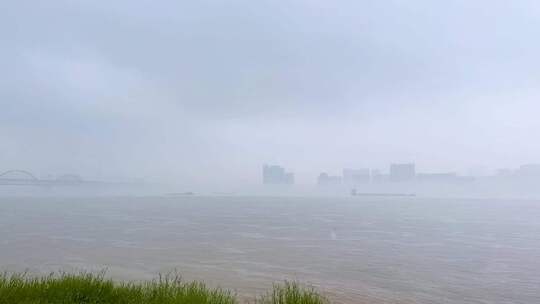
262, 163, 425, 185
263, 163, 540, 186
318, 163, 423, 185
496, 164, 540, 178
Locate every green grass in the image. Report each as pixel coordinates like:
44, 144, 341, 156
258, 282, 328, 304
0, 272, 329, 304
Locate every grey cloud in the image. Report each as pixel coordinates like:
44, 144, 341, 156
1, 0, 540, 185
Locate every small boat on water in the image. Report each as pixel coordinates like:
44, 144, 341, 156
166, 192, 195, 196
350, 188, 415, 197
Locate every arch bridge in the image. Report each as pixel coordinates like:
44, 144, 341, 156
0, 170, 39, 181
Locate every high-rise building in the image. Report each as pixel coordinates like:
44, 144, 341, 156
389, 163, 416, 182
343, 168, 370, 184
262, 165, 294, 184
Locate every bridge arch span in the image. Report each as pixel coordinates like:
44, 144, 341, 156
0, 170, 39, 180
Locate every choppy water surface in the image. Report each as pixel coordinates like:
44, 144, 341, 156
1, 196, 539, 303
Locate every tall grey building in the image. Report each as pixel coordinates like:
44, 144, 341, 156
262, 165, 294, 184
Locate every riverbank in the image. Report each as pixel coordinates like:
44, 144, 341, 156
0, 272, 328, 304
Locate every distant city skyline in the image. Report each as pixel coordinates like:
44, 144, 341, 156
266, 162, 540, 186
3, 161, 540, 187
3, 1, 540, 187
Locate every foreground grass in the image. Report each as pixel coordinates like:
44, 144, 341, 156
258, 282, 328, 304
0, 272, 328, 304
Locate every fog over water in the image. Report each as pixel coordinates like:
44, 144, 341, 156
2, 1, 540, 303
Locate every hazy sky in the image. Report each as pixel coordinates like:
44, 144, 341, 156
2, 0, 540, 185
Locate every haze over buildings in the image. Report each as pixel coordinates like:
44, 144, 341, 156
2, 3, 540, 304
313, 162, 540, 187
262, 165, 294, 185
2, 1, 540, 188
343, 169, 370, 184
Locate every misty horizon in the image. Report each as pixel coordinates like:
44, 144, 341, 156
3, 1, 540, 187
2, 2, 540, 303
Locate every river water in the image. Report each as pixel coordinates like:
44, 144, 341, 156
1, 196, 539, 303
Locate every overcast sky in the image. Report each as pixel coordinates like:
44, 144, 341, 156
2, 0, 540, 185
